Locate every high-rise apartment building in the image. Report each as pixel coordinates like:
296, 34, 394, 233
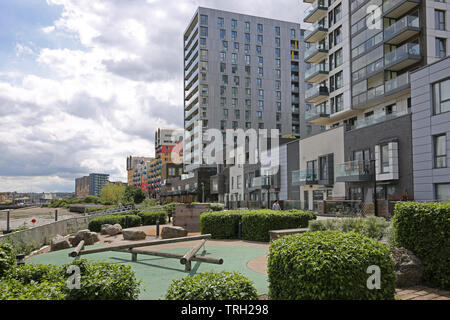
75, 173, 110, 197
183, 7, 308, 171
297, 0, 450, 212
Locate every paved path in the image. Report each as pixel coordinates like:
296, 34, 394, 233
395, 286, 450, 300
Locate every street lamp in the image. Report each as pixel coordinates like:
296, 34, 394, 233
201, 182, 205, 203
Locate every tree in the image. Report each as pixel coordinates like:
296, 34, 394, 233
100, 184, 126, 205
122, 186, 146, 205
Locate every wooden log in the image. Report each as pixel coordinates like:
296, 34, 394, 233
78, 234, 212, 256
180, 239, 207, 265
69, 240, 85, 258
113, 248, 223, 265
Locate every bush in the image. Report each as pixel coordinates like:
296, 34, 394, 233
0, 243, 16, 278
392, 202, 450, 289
88, 214, 142, 232
165, 271, 258, 300
309, 217, 391, 242
209, 203, 225, 211
268, 231, 396, 300
242, 210, 316, 242
162, 202, 184, 215
200, 210, 317, 242
61, 259, 141, 300
86, 205, 117, 213
137, 211, 167, 226
140, 198, 159, 209
0, 260, 141, 300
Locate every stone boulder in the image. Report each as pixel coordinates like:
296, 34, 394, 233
161, 226, 188, 239
390, 247, 424, 288
100, 224, 112, 235
123, 229, 147, 241
72, 229, 100, 246
51, 235, 71, 251
102, 224, 122, 236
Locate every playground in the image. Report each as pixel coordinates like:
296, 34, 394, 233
27, 226, 270, 300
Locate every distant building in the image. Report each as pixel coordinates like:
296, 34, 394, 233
75, 173, 110, 197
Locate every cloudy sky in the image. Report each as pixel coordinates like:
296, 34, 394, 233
0, 0, 308, 193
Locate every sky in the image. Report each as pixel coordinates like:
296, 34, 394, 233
0, 0, 309, 193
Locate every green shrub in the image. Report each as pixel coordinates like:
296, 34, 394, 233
242, 210, 316, 242
140, 198, 159, 209
209, 203, 225, 211
165, 271, 258, 300
200, 211, 242, 239
5, 264, 61, 284
0, 243, 16, 278
88, 214, 142, 232
0, 279, 66, 300
268, 231, 396, 300
200, 210, 317, 242
309, 217, 391, 242
62, 259, 141, 300
162, 202, 184, 215
137, 211, 167, 226
393, 202, 450, 289
87, 205, 117, 213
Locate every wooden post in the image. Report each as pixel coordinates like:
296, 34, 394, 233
78, 234, 212, 256
131, 252, 138, 262
69, 240, 85, 258
114, 248, 223, 265
6, 210, 10, 233
181, 239, 207, 271
55, 209, 58, 222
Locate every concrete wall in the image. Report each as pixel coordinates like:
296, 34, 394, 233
411, 56, 450, 201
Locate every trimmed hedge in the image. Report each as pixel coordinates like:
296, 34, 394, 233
88, 214, 142, 232
165, 271, 258, 300
0, 243, 16, 278
268, 231, 396, 300
137, 211, 167, 226
392, 202, 450, 289
0, 259, 141, 300
200, 210, 317, 242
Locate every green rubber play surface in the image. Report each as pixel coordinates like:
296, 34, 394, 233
28, 245, 269, 300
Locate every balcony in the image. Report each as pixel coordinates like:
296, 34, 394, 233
306, 104, 330, 125
292, 170, 318, 186
346, 109, 410, 132
291, 86, 299, 93
185, 82, 199, 102
304, 21, 328, 43
291, 64, 299, 72
383, 0, 421, 19
291, 75, 299, 82
185, 103, 199, 121
336, 160, 374, 182
304, 0, 328, 24
305, 85, 329, 104
305, 42, 328, 63
292, 96, 300, 104
305, 63, 329, 83
385, 72, 410, 96
303, 0, 314, 3
185, 114, 200, 131
384, 43, 421, 71
352, 84, 385, 110
384, 16, 420, 45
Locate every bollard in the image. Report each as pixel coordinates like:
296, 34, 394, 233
238, 220, 242, 239
16, 254, 25, 266
156, 219, 160, 237
125, 216, 129, 229
55, 209, 58, 222
6, 210, 10, 233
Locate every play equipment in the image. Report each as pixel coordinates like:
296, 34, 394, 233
69, 234, 223, 271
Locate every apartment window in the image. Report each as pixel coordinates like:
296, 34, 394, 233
257, 35, 263, 45
245, 55, 250, 65
256, 46, 262, 55
200, 15, 208, 25
218, 17, 224, 28
276, 102, 281, 111
319, 156, 328, 180
232, 121, 238, 129
434, 134, 447, 168
258, 89, 264, 98
232, 98, 238, 107
258, 56, 263, 65
291, 29, 296, 38
200, 27, 208, 37
276, 91, 281, 100
275, 48, 281, 57
201, 85, 208, 96
257, 111, 263, 119
232, 64, 238, 73
275, 37, 281, 47
275, 26, 280, 36
435, 10, 446, 31
231, 19, 237, 30
276, 112, 281, 122
276, 59, 281, 68
245, 33, 251, 43
245, 44, 250, 53
307, 160, 318, 181
257, 23, 263, 33
246, 88, 251, 98
246, 122, 251, 129
234, 42, 239, 51
336, 71, 343, 90
245, 110, 250, 120
231, 31, 237, 41
433, 78, 450, 114
223, 109, 229, 119
220, 85, 226, 95
276, 69, 281, 79
436, 184, 450, 202
258, 100, 264, 110
220, 62, 226, 72
220, 52, 226, 61
275, 80, 281, 90
245, 22, 250, 32
235, 109, 240, 119
234, 76, 240, 86
200, 37, 206, 45
220, 121, 226, 130
380, 144, 390, 173
222, 41, 228, 50
220, 97, 226, 107
436, 38, 447, 58
335, 48, 343, 68
245, 99, 251, 108
259, 123, 264, 129
232, 53, 237, 63
220, 29, 226, 39
245, 66, 251, 75
245, 77, 251, 87
258, 67, 264, 76
222, 74, 228, 84
232, 87, 238, 97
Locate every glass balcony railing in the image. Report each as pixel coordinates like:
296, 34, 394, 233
383, 0, 420, 17
184, 26, 198, 47
385, 43, 421, 67
305, 63, 328, 80
384, 16, 420, 41
336, 160, 373, 180
291, 64, 299, 72
348, 110, 410, 131
352, 84, 385, 108
305, 85, 329, 100
304, 0, 328, 21
305, 104, 330, 120
304, 20, 328, 40
292, 170, 318, 185
305, 42, 328, 60
385, 72, 410, 93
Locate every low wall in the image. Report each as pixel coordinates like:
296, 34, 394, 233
173, 204, 211, 232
